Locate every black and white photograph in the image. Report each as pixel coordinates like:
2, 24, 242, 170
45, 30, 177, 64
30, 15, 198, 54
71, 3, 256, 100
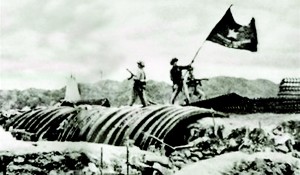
1, 0, 300, 174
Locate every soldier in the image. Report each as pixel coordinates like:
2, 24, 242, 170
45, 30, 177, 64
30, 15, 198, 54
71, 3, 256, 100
186, 67, 207, 100
170, 58, 191, 105
128, 61, 147, 107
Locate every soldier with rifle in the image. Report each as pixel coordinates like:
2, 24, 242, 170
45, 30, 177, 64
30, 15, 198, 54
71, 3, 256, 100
127, 61, 147, 107
186, 67, 208, 100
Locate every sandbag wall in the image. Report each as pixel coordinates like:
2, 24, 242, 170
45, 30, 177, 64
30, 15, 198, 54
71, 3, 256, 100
4, 105, 226, 150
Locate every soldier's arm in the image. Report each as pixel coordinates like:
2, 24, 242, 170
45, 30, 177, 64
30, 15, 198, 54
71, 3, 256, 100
178, 65, 191, 70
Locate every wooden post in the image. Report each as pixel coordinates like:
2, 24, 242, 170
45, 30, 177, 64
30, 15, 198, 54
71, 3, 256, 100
100, 147, 103, 175
126, 145, 129, 175
2, 155, 8, 175
211, 109, 216, 136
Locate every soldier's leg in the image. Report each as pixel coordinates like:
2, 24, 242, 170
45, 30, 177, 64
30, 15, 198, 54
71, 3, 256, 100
183, 83, 191, 104
129, 87, 137, 106
170, 84, 180, 104
143, 91, 149, 105
137, 88, 147, 107
187, 86, 193, 98
197, 87, 206, 100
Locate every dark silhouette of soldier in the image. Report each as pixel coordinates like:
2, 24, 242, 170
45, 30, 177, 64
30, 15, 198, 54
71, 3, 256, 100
186, 67, 207, 100
170, 58, 191, 104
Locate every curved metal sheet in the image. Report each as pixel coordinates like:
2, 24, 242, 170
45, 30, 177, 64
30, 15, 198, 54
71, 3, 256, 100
7, 105, 227, 150
109, 106, 169, 145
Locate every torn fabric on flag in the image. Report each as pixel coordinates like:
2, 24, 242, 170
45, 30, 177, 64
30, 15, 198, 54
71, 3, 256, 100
206, 8, 258, 52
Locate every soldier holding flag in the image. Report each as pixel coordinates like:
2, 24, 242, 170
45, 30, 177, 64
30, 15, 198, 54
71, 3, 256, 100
169, 5, 257, 104
170, 58, 192, 105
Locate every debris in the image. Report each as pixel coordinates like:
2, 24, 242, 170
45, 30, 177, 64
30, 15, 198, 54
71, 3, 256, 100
223, 158, 300, 175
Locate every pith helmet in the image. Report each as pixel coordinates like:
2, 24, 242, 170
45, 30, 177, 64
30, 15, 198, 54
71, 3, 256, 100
170, 58, 178, 65
137, 61, 145, 67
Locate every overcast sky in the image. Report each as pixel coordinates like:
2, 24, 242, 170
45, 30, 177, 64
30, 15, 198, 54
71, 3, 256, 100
1, 0, 300, 90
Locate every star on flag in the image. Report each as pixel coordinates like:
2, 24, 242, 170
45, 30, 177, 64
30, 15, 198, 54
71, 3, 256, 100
206, 8, 258, 52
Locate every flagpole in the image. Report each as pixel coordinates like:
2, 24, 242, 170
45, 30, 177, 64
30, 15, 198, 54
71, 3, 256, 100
189, 39, 206, 65
183, 38, 206, 80
187, 4, 233, 66
182, 39, 206, 79
183, 4, 233, 79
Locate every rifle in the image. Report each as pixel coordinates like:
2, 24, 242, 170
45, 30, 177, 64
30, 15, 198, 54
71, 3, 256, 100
187, 78, 209, 86
126, 68, 146, 88
126, 69, 135, 80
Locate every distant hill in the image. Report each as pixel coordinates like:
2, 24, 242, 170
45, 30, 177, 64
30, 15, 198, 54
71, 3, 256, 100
0, 77, 279, 110
202, 76, 279, 99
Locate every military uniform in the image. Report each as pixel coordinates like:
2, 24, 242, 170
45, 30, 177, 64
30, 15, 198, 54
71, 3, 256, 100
186, 68, 206, 100
170, 58, 191, 104
129, 61, 147, 107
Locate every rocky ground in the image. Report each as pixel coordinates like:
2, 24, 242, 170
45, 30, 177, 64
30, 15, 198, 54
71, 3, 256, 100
0, 126, 171, 175
1, 113, 300, 175
171, 113, 300, 175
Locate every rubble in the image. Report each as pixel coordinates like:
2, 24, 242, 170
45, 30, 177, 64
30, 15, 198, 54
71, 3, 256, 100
1, 151, 95, 175
223, 158, 300, 175
0, 131, 174, 175
174, 152, 300, 175
9, 128, 37, 141
167, 120, 300, 169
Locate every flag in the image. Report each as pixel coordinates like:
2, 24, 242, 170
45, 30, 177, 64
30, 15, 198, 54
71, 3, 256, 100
206, 8, 258, 52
